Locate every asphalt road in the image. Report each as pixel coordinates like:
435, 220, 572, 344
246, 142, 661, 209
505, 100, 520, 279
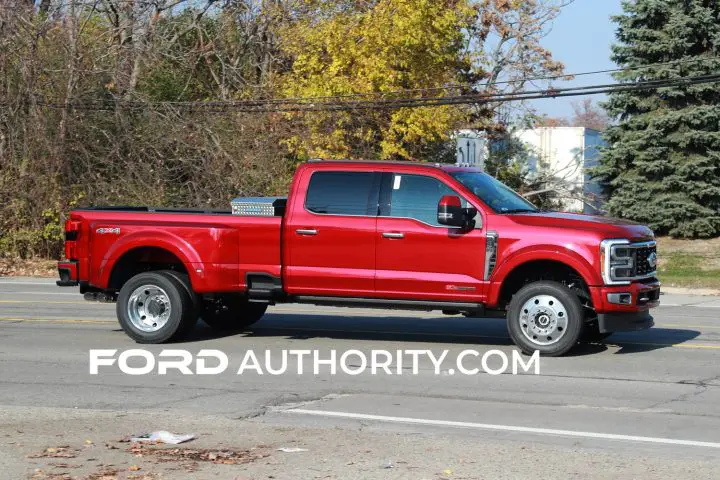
2, 277, 720, 478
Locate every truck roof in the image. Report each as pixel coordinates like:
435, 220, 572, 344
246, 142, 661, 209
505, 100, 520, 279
306, 159, 483, 173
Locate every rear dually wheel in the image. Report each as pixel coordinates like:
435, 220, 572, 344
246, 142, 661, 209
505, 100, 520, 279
117, 271, 198, 343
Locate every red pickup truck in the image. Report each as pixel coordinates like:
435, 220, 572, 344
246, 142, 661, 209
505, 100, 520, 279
57, 160, 660, 356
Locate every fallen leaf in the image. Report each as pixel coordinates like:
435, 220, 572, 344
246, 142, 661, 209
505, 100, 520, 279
26, 446, 78, 459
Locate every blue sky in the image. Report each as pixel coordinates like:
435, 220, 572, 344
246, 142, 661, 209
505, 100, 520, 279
533, 0, 625, 119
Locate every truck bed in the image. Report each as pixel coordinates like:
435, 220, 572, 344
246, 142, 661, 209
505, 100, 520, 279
67, 208, 282, 293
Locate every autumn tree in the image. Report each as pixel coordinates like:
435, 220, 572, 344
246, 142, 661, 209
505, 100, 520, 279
569, 98, 609, 131
279, 0, 477, 160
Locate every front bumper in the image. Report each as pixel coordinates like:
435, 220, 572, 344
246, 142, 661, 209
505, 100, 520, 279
589, 279, 660, 333
598, 311, 654, 333
590, 280, 660, 312
57, 261, 79, 287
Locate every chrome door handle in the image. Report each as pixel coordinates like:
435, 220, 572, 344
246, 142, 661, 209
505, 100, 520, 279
382, 232, 405, 239
296, 229, 318, 236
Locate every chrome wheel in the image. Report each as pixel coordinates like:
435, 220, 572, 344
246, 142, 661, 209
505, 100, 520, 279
127, 284, 172, 333
518, 294, 568, 346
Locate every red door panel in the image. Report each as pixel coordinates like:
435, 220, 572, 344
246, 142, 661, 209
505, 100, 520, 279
285, 214, 377, 295
284, 170, 380, 296
376, 218, 486, 301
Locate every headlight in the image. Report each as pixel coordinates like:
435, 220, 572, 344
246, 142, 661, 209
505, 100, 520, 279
600, 239, 657, 285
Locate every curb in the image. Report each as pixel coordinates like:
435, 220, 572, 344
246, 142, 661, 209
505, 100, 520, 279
661, 286, 720, 296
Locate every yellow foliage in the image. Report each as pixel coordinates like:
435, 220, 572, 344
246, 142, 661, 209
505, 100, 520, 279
279, 0, 478, 160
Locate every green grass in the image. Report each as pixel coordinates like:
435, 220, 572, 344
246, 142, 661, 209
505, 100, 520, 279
657, 253, 720, 289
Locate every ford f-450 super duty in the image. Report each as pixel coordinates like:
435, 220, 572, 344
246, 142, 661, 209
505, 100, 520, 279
57, 161, 660, 356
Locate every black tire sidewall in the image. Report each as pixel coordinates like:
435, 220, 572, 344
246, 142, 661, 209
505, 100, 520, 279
158, 270, 198, 310
117, 272, 191, 343
507, 281, 585, 357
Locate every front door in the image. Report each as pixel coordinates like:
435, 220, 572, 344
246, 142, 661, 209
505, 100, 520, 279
375, 172, 487, 302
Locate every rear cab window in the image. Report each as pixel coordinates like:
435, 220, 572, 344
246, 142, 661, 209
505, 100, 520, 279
305, 171, 378, 216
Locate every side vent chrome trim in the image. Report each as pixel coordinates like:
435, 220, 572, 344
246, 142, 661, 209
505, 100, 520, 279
484, 231, 498, 281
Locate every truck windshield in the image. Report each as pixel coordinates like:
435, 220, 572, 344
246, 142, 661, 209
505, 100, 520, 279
449, 171, 538, 214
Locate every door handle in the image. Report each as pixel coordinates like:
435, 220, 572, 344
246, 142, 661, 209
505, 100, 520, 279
382, 232, 405, 239
296, 229, 318, 236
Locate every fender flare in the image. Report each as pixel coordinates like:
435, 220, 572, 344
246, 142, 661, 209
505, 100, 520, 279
488, 247, 601, 306
98, 230, 202, 289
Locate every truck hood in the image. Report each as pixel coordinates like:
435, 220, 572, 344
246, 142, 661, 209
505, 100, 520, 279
506, 211, 655, 241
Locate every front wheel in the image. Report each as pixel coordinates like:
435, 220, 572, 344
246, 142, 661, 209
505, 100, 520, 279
507, 281, 585, 357
201, 295, 267, 331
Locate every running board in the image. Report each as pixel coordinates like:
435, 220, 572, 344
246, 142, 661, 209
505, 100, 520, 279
294, 296, 484, 314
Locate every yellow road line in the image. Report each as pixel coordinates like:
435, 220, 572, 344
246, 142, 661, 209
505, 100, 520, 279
3, 302, 719, 328
657, 323, 720, 330
1, 317, 718, 350
0, 300, 89, 305
607, 341, 720, 350
275, 326, 720, 350
0, 316, 113, 325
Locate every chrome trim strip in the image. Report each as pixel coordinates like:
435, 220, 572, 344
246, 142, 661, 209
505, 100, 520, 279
484, 231, 498, 281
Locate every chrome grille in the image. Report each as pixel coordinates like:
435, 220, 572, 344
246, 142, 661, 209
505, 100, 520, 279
633, 244, 657, 278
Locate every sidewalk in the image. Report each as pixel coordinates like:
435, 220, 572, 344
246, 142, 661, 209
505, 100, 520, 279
660, 290, 720, 307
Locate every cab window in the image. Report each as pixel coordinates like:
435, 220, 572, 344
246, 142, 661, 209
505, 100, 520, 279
385, 173, 461, 226
305, 171, 376, 216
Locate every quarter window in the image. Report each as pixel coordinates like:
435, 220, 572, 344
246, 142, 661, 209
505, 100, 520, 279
305, 171, 376, 216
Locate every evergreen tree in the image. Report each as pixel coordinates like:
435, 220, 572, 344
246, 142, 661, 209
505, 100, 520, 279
597, 0, 720, 237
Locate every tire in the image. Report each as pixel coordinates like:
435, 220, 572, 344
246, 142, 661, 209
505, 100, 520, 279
158, 270, 199, 309
201, 295, 267, 331
506, 280, 585, 357
116, 271, 198, 343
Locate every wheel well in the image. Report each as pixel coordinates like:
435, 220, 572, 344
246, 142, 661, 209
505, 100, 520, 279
498, 260, 593, 312
108, 247, 188, 292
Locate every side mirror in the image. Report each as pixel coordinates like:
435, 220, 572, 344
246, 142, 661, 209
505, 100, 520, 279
438, 195, 476, 229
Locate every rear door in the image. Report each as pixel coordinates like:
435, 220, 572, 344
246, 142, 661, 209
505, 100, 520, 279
375, 171, 487, 301
284, 169, 380, 296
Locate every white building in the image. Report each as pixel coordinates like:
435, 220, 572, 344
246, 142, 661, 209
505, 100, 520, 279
456, 127, 605, 214
516, 127, 605, 214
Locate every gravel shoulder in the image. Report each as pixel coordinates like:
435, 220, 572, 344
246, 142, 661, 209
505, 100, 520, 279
4, 406, 720, 480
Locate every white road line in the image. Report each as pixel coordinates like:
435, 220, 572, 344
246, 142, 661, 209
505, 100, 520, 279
286, 409, 720, 449
0, 281, 57, 285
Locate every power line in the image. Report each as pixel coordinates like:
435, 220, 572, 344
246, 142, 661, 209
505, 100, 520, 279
22, 72, 719, 113
267, 55, 720, 102
154, 55, 718, 104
